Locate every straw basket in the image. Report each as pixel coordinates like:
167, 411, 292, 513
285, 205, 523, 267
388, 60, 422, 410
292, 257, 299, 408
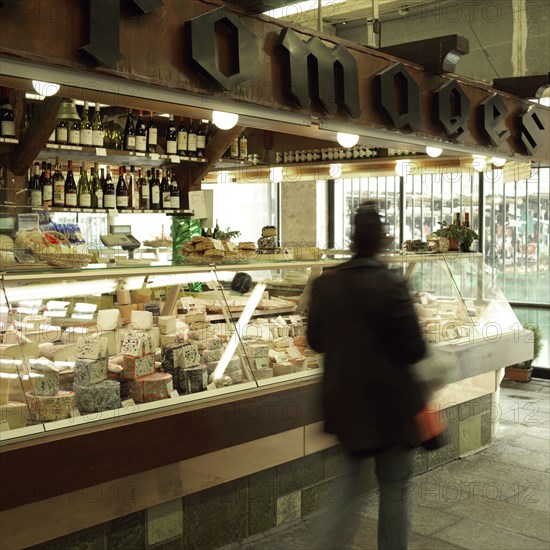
36, 231, 92, 268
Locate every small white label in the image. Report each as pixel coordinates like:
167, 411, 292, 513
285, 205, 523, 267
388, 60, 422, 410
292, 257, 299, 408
92, 130, 104, 147
149, 153, 160, 160
116, 196, 128, 208
177, 131, 188, 151
197, 135, 206, 149
148, 128, 158, 145
132, 190, 140, 207
141, 185, 150, 198
170, 155, 180, 163
95, 147, 107, 157
187, 134, 197, 152
79, 194, 91, 207
152, 187, 160, 204
69, 130, 80, 145
95, 189, 103, 206
80, 129, 93, 146
162, 191, 171, 208
207, 382, 217, 391
56, 127, 68, 142
65, 193, 77, 207
135, 135, 147, 152
1, 121, 15, 136
104, 194, 116, 208
31, 190, 42, 207
170, 196, 180, 209
126, 135, 136, 148
43, 184, 53, 201
121, 398, 136, 409
170, 389, 180, 398
166, 140, 177, 155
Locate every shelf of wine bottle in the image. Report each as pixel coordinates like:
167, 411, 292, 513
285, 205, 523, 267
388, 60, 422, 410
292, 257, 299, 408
2, 204, 194, 216
0, 137, 18, 144
39, 144, 207, 167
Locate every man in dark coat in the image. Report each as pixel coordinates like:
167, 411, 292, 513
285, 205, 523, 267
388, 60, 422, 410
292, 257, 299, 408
307, 202, 426, 550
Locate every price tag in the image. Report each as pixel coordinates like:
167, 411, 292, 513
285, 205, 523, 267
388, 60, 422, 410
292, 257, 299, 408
149, 153, 160, 160
46, 143, 59, 149
170, 155, 181, 163
170, 389, 180, 398
95, 147, 107, 156
207, 383, 217, 391
121, 398, 137, 408
135, 152, 146, 157
71, 408, 81, 418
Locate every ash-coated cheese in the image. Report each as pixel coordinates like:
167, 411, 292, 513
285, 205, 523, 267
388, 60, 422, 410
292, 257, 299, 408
74, 357, 108, 385
0, 401, 28, 429
146, 327, 160, 350
30, 371, 59, 396
180, 366, 207, 394
122, 354, 155, 380
202, 348, 223, 363
227, 369, 243, 384
130, 310, 154, 330
161, 343, 186, 372
182, 344, 201, 368
185, 312, 206, 324
254, 357, 269, 370
76, 334, 108, 360
96, 309, 121, 330
128, 372, 172, 403
253, 367, 274, 380
158, 316, 176, 335
26, 391, 74, 422
74, 380, 121, 413
273, 362, 294, 376
206, 338, 223, 351
226, 355, 241, 373
121, 331, 153, 357
245, 343, 269, 358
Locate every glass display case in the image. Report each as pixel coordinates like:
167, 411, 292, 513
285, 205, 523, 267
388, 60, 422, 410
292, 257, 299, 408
0, 254, 533, 443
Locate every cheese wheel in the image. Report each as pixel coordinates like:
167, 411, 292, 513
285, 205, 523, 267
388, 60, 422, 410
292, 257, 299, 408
26, 391, 74, 422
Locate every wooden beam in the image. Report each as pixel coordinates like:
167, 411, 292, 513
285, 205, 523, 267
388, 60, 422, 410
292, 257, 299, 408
10, 95, 63, 176
188, 125, 243, 189
492, 74, 550, 99
379, 35, 469, 73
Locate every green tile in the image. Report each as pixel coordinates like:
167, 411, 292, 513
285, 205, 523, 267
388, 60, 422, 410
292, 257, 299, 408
325, 445, 348, 477
106, 511, 145, 550
147, 499, 182, 547
29, 525, 105, 550
459, 397, 483, 422
427, 412, 460, 470
277, 452, 325, 496
182, 478, 248, 549
276, 491, 301, 525
248, 468, 277, 536
459, 415, 482, 455
301, 477, 344, 517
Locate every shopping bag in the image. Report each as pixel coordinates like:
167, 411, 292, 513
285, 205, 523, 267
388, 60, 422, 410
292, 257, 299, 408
415, 404, 448, 450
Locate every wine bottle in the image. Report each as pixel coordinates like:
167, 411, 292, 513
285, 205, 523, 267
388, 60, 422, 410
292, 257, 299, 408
151, 169, 161, 210
56, 119, 68, 144
464, 212, 470, 228
29, 162, 42, 207
53, 158, 65, 207
213, 219, 220, 239
140, 169, 150, 209
177, 117, 188, 156
230, 135, 239, 159
147, 111, 158, 153
239, 132, 248, 161
0, 98, 15, 137
91, 103, 104, 147
160, 169, 171, 209
123, 110, 136, 151
116, 166, 129, 209
78, 163, 92, 208
103, 167, 116, 209
129, 165, 140, 209
135, 110, 147, 153
80, 101, 93, 146
68, 101, 81, 145
196, 120, 206, 158
166, 115, 177, 155
169, 170, 180, 209
187, 119, 197, 157
64, 160, 78, 207
91, 163, 103, 208
42, 164, 53, 207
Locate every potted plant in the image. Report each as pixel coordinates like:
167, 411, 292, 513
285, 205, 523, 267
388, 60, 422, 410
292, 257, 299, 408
505, 324, 543, 382
433, 221, 479, 252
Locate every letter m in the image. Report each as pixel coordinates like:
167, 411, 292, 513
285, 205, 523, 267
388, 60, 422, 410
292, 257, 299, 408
276, 28, 361, 118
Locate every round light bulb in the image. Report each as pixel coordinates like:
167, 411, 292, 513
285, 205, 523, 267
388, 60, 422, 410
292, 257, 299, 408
426, 146, 443, 158
32, 80, 60, 97
269, 167, 283, 183
212, 110, 239, 130
472, 155, 487, 172
329, 163, 342, 178
491, 156, 506, 167
336, 132, 359, 148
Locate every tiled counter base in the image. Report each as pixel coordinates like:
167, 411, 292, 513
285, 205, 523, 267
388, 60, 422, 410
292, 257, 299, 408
27, 394, 493, 550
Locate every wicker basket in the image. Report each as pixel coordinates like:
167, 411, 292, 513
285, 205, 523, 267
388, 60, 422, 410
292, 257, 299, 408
36, 231, 91, 268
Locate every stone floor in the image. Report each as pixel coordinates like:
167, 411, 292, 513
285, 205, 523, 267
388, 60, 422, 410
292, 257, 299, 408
220, 378, 550, 550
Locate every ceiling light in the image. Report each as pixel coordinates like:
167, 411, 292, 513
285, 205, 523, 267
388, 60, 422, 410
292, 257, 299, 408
32, 80, 60, 97
491, 157, 507, 167
269, 167, 283, 183
336, 132, 359, 148
472, 155, 487, 172
426, 146, 443, 158
212, 110, 239, 130
329, 163, 342, 178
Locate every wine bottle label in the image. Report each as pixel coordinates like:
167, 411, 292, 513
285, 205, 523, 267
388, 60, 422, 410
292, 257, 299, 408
65, 193, 77, 207
162, 191, 171, 207
79, 194, 91, 207
133, 191, 140, 207
43, 184, 53, 201
166, 140, 177, 155
188, 134, 197, 152
92, 130, 104, 147
69, 130, 80, 145
53, 184, 65, 205
1, 121, 15, 136
141, 185, 150, 198
80, 129, 93, 146
148, 128, 157, 145
126, 135, 136, 148
135, 136, 147, 152
31, 190, 42, 207
170, 196, 180, 209
96, 189, 104, 206
56, 127, 68, 142
104, 194, 116, 208
152, 187, 160, 204
116, 195, 128, 208
177, 132, 188, 151
197, 135, 206, 150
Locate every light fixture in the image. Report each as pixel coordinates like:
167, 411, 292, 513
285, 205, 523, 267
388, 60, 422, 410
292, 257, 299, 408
426, 146, 443, 158
472, 155, 487, 172
269, 167, 283, 183
217, 171, 231, 184
56, 99, 80, 121
491, 156, 507, 167
32, 80, 60, 97
212, 110, 239, 130
336, 132, 359, 148
329, 163, 342, 178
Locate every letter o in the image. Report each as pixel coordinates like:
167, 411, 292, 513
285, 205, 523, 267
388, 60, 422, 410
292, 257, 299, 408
482, 322, 502, 342
483, 3, 502, 22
